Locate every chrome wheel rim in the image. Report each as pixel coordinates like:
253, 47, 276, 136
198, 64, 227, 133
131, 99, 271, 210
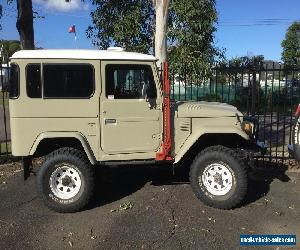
201, 162, 233, 196
49, 164, 81, 200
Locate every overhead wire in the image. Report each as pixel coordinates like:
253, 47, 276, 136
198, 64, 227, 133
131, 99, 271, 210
218, 18, 300, 27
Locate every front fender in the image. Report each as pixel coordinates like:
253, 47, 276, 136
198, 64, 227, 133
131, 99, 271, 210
29, 132, 97, 165
174, 127, 249, 163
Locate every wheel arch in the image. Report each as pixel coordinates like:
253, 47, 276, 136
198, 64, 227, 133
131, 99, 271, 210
30, 132, 97, 165
174, 132, 249, 164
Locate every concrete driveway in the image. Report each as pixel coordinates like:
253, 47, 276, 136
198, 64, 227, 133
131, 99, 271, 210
0, 163, 299, 249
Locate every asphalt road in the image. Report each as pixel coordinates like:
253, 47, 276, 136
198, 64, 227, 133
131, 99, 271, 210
0, 165, 299, 250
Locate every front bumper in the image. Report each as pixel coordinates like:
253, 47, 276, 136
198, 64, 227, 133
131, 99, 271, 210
237, 140, 267, 170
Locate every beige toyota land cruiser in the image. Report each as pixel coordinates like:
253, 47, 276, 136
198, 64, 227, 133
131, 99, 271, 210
9, 48, 262, 213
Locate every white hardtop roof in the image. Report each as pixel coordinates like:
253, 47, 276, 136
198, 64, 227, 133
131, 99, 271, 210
11, 49, 157, 61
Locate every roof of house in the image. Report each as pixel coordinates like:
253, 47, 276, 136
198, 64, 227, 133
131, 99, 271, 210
263, 60, 282, 69
10, 49, 157, 61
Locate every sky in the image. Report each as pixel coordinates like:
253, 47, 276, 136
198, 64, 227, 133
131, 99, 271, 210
0, 0, 300, 61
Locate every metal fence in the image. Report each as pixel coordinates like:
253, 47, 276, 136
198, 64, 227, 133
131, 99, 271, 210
1, 62, 300, 165
169, 63, 300, 164
0, 62, 10, 160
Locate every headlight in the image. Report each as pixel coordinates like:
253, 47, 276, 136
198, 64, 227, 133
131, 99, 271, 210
241, 121, 254, 136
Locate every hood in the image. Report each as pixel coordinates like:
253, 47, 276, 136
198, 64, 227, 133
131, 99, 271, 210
174, 101, 243, 118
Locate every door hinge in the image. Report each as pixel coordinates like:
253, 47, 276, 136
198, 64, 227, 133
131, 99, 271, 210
152, 134, 162, 140
156, 104, 162, 110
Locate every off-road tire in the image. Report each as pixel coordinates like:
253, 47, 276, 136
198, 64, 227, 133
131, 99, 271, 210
37, 147, 95, 213
292, 114, 300, 162
189, 145, 248, 209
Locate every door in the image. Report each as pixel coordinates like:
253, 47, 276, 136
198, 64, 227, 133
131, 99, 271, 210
100, 62, 161, 154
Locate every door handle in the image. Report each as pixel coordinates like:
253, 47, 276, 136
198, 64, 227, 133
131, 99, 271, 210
105, 119, 117, 125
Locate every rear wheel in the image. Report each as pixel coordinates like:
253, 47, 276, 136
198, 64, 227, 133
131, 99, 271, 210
37, 147, 95, 213
189, 146, 248, 209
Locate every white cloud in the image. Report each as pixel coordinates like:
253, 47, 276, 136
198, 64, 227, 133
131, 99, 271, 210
33, 0, 89, 12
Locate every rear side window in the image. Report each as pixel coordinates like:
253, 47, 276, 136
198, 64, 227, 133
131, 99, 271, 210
26, 64, 41, 98
43, 64, 94, 98
106, 64, 157, 99
9, 64, 19, 99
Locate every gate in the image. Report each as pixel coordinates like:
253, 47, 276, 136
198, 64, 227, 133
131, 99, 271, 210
0, 62, 10, 160
169, 63, 300, 166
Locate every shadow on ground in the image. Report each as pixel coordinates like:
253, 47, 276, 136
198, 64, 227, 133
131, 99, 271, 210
86, 164, 176, 210
85, 160, 291, 210
244, 160, 291, 206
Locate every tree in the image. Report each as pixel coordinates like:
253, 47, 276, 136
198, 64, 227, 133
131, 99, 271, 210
153, 0, 170, 64
87, 0, 220, 75
86, 0, 171, 63
86, 0, 154, 54
168, 0, 221, 77
0, 0, 34, 49
227, 55, 264, 69
16, 0, 35, 49
0, 40, 21, 62
281, 22, 300, 67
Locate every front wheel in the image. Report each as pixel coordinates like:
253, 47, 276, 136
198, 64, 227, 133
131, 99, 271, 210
37, 147, 95, 213
189, 146, 248, 209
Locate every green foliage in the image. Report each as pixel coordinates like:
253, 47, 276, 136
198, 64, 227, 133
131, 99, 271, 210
0, 40, 21, 62
87, 0, 221, 77
87, 0, 154, 53
168, 0, 222, 79
281, 22, 300, 67
223, 55, 264, 69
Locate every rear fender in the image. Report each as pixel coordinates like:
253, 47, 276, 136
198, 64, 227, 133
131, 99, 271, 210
29, 132, 97, 165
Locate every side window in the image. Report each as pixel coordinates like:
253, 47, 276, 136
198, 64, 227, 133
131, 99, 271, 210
26, 64, 41, 98
9, 64, 19, 99
106, 64, 157, 99
43, 64, 94, 98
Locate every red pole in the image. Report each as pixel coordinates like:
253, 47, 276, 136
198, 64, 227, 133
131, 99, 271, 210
156, 62, 172, 161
